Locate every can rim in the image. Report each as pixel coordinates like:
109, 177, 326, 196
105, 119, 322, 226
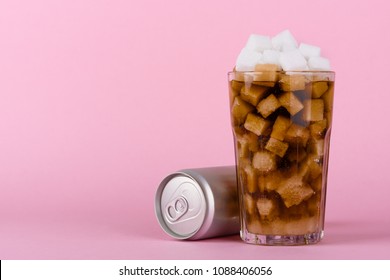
155, 171, 215, 240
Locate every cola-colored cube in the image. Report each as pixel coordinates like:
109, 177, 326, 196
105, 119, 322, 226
231, 96, 254, 125
271, 115, 291, 141
253, 151, 277, 172
257, 94, 281, 118
257, 197, 278, 219
243, 165, 258, 193
279, 74, 306, 91
312, 81, 328, 98
253, 64, 281, 83
276, 175, 314, 208
240, 84, 269, 106
322, 83, 334, 112
278, 91, 304, 116
244, 113, 271, 136
236, 131, 259, 159
265, 137, 289, 158
309, 119, 327, 139
285, 123, 310, 147
303, 99, 324, 122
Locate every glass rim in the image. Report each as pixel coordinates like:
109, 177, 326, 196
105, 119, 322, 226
228, 70, 335, 75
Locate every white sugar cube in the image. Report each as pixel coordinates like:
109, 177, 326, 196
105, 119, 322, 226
245, 34, 273, 52
262, 50, 280, 64
308, 56, 331, 70
279, 49, 307, 71
235, 48, 263, 71
234, 30, 332, 72
272, 30, 298, 51
299, 43, 321, 59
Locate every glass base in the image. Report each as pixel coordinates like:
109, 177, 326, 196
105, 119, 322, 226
241, 230, 324, 246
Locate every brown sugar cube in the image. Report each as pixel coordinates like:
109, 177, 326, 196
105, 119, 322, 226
231, 96, 255, 125
238, 161, 254, 191
234, 127, 257, 158
255, 63, 281, 71
244, 193, 257, 215
231, 80, 244, 92
309, 119, 328, 139
298, 160, 310, 179
257, 197, 278, 219
276, 175, 314, 208
238, 157, 251, 173
237, 139, 253, 160
322, 83, 334, 112
236, 132, 259, 157
308, 139, 325, 157
285, 123, 310, 147
243, 165, 258, 193
235, 123, 249, 134
290, 108, 310, 127
244, 113, 271, 136
236, 130, 259, 149
300, 156, 322, 181
232, 124, 245, 138
279, 74, 306, 91
270, 115, 291, 141
265, 137, 289, 158
229, 80, 244, 104
278, 91, 304, 116
311, 81, 328, 98
253, 64, 281, 83
256, 94, 281, 118
253, 151, 277, 172
240, 84, 268, 106
236, 141, 249, 159
308, 159, 322, 180
303, 99, 324, 122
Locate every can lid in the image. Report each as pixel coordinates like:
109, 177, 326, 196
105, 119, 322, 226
155, 174, 207, 239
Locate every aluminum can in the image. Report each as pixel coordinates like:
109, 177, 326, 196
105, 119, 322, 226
155, 166, 240, 240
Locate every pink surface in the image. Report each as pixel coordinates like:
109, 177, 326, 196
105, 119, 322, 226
1, 0, 390, 259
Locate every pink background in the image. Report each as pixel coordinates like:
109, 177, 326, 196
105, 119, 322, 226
1, 0, 390, 259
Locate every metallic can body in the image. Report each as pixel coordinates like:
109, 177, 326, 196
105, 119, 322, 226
155, 166, 240, 240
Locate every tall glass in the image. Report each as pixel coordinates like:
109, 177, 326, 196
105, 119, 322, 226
228, 70, 335, 245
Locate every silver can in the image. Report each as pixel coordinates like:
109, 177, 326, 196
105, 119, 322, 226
155, 166, 240, 240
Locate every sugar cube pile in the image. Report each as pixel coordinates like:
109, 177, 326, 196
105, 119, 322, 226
235, 30, 331, 71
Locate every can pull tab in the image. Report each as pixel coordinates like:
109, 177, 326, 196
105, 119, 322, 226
165, 196, 188, 222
